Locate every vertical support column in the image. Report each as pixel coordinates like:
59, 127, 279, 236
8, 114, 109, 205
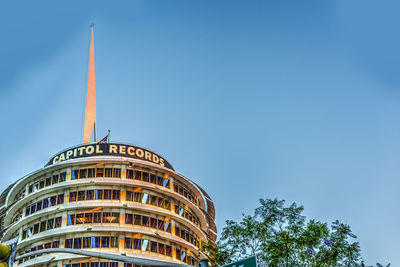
121, 165, 127, 180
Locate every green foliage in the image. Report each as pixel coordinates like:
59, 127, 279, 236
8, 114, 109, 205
204, 198, 369, 267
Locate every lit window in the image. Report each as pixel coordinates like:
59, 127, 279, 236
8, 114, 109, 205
95, 190, 103, 200
67, 214, 75, 226
92, 237, 100, 248
141, 239, 149, 251
96, 168, 104, 177
85, 213, 93, 224
76, 213, 84, 224
142, 193, 149, 204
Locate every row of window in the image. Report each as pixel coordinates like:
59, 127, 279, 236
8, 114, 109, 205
127, 191, 171, 210
124, 238, 172, 257
18, 241, 60, 263
127, 170, 171, 188
69, 189, 120, 202
67, 212, 120, 225
125, 213, 171, 232
64, 263, 118, 267
28, 172, 67, 194
22, 217, 62, 240
65, 236, 119, 249
173, 182, 198, 205
25, 194, 64, 217
175, 226, 200, 248
174, 204, 199, 226
72, 167, 121, 179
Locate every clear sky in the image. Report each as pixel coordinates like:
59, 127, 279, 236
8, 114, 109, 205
0, 0, 399, 265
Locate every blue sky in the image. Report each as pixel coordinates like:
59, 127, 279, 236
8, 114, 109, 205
1, 0, 399, 265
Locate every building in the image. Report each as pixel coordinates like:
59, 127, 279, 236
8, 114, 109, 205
0, 142, 217, 267
0, 26, 217, 267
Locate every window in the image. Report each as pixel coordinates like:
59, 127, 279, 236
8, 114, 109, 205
125, 238, 132, 249
39, 179, 45, 189
157, 176, 163, 186
133, 239, 141, 250
134, 171, 142, 180
83, 237, 91, 248
31, 203, 36, 214
157, 197, 164, 208
165, 221, 171, 233
88, 168, 95, 178
142, 193, 149, 204
96, 168, 104, 177
47, 219, 54, 230
94, 213, 102, 223
60, 172, 66, 182
111, 212, 119, 223
103, 212, 111, 223
85, 213, 93, 224
134, 215, 141, 225
150, 218, 157, 229
79, 169, 87, 179
164, 200, 171, 210
150, 241, 157, 253
43, 198, 49, 209
113, 168, 121, 178
67, 214, 75, 226
158, 220, 164, 231
71, 170, 78, 180
134, 192, 142, 202
150, 174, 157, 184
163, 178, 170, 188
36, 200, 42, 211
29, 185, 33, 193
105, 168, 113, 177
53, 241, 60, 248
57, 194, 64, 204
142, 216, 149, 227
158, 243, 165, 255
65, 239, 73, 248
46, 177, 52, 186
110, 237, 118, 248
104, 190, 111, 200
150, 195, 157, 206
126, 169, 133, 179
101, 236, 109, 248
74, 238, 82, 249
142, 172, 149, 182
126, 191, 133, 201
40, 221, 46, 232
87, 190, 94, 200
78, 191, 85, 201
92, 237, 100, 248
50, 196, 57, 206
69, 192, 77, 202
33, 223, 39, 234
112, 190, 120, 200
76, 213, 84, 224
95, 190, 103, 200
125, 214, 133, 224
25, 206, 30, 217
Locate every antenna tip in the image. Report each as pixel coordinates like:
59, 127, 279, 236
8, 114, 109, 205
90, 23, 94, 28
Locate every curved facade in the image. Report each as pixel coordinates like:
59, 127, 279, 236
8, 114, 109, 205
0, 143, 217, 267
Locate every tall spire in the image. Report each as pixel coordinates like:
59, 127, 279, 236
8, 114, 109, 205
83, 24, 97, 145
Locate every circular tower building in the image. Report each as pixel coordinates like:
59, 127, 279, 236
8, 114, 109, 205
0, 142, 217, 267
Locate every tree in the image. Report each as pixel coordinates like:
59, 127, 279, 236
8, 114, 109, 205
203, 198, 367, 267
